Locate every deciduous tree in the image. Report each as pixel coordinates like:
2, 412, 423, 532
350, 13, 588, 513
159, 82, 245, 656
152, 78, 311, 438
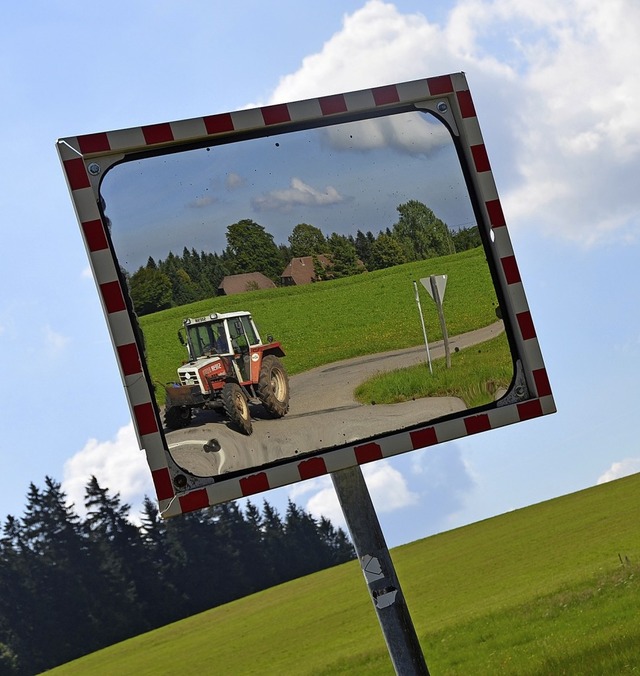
129, 266, 173, 315
392, 200, 454, 260
288, 223, 327, 257
369, 232, 409, 270
225, 219, 284, 281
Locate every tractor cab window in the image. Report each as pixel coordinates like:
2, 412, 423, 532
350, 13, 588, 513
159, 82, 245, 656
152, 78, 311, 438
187, 322, 229, 358
186, 325, 208, 358
212, 322, 230, 354
240, 316, 259, 345
228, 319, 249, 353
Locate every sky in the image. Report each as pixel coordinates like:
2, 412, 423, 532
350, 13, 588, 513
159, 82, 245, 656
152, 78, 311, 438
101, 109, 467, 271
2, 0, 639, 549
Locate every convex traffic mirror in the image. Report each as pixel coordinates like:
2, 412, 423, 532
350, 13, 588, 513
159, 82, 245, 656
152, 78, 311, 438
58, 73, 554, 517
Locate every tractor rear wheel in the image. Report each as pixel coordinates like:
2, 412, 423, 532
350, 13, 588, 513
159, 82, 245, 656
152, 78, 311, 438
164, 405, 191, 430
257, 355, 290, 418
222, 382, 253, 435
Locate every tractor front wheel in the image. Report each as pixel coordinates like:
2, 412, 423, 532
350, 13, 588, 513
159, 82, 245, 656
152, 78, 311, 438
222, 382, 253, 435
257, 355, 290, 418
164, 405, 191, 430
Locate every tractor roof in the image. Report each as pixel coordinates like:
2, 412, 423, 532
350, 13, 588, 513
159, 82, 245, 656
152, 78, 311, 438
184, 311, 251, 326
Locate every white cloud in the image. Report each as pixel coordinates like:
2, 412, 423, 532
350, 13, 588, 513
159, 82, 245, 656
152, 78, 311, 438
410, 443, 476, 500
499, 0, 640, 245
268, 1, 449, 102
44, 324, 70, 354
303, 478, 343, 526
324, 114, 450, 156
265, 0, 640, 247
188, 195, 215, 208
62, 422, 153, 520
597, 458, 640, 485
290, 460, 419, 530
226, 172, 245, 190
253, 177, 345, 212
366, 460, 420, 511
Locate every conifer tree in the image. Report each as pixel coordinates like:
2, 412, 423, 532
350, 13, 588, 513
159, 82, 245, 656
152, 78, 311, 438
19, 479, 100, 670
84, 477, 153, 641
326, 232, 364, 277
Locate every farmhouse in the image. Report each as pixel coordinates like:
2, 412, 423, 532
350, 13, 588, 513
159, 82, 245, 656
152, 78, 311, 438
217, 272, 276, 295
281, 255, 331, 286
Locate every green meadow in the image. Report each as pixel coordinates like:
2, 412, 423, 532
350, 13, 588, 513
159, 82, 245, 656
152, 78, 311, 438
50, 472, 640, 674
139, 247, 505, 401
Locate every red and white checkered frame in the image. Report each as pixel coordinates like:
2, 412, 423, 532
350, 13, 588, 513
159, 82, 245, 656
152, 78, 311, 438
57, 72, 554, 518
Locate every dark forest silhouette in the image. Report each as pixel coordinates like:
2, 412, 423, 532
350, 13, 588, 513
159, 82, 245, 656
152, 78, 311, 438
0, 476, 354, 674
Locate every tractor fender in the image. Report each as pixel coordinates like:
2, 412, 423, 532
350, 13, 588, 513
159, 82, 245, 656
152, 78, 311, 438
259, 342, 285, 359
249, 343, 285, 381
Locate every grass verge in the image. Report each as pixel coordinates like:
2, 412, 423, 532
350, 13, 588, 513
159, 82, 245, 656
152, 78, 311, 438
354, 332, 513, 409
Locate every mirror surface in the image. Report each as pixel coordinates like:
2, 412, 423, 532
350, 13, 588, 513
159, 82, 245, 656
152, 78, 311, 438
100, 110, 512, 478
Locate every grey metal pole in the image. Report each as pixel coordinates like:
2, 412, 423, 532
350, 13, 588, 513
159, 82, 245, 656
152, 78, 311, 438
413, 281, 432, 374
331, 466, 430, 676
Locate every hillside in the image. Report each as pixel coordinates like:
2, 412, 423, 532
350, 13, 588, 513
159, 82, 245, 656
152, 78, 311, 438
138, 247, 502, 391
50, 472, 640, 675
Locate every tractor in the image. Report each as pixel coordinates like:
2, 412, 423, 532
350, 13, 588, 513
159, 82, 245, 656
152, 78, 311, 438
162, 311, 289, 435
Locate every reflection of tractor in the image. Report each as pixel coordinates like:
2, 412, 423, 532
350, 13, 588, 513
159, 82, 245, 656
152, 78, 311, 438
163, 311, 289, 435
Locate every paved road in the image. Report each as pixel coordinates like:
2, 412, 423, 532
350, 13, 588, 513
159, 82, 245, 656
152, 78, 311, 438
167, 321, 505, 477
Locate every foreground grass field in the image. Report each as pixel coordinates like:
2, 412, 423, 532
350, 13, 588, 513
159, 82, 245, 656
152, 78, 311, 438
139, 247, 503, 396
51, 472, 640, 675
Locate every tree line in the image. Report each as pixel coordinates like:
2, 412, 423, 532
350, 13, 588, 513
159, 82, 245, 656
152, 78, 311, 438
128, 200, 481, 315
0, 477, 354, 674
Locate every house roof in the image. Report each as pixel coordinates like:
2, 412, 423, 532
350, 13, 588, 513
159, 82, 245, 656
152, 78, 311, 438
217, 272, 276, 295
281, 255, 331, 285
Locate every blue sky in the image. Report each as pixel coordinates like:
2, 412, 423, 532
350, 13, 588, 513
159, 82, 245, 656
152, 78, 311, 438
2, 1, 639, 548
101, 110, 467, 271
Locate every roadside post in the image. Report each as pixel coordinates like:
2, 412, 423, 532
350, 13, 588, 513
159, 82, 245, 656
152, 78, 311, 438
421, 275, 451, 368
413, 280, 432, 374
332, 466, 430, 675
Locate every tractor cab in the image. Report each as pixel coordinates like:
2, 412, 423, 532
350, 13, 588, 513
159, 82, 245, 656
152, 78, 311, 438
182, 312, 259, 356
